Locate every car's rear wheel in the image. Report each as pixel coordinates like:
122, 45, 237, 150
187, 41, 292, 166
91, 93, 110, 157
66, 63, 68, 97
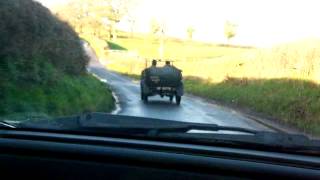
144, 95, 149, 103
141, 93, 148, 103
169, 96, 173, 102
175, 95, 181, 105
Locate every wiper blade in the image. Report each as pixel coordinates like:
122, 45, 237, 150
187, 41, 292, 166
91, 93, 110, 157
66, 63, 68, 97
75, 113, 258, 135
0, 120, 16, 129
17, 113, 320, 154
153, 128, 320, 153
147, 123, 258, 136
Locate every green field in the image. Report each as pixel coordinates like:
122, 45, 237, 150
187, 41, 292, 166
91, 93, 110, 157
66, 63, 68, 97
111, 37, 250, 60
106, 37, 255, 83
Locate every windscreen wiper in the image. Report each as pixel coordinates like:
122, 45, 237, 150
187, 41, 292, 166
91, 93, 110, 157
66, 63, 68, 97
76, 121, 320, 153
149, 125, 320, 153
147, 123, 258, 136
16, 112, 320, 154
77, 124, 258, 137
75, 113, 258, 135
0, 120, 16, 129
149, 127, 319, 152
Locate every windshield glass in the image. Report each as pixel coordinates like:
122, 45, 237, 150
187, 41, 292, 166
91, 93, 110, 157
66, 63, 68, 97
1, 0, 320, 152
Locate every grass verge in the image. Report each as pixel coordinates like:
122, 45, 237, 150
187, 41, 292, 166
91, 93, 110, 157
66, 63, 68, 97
184, 77, 320, 136
0, 74, 115, 120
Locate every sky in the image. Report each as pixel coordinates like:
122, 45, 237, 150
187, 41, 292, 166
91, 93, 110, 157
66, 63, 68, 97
37, 0, 320, 47
36, 0, 66, 7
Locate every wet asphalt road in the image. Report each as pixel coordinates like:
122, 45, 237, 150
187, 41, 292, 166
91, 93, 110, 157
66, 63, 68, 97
86, 45, 271, 131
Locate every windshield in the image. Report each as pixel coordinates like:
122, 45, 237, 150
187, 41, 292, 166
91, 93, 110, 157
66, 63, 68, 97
1, 0, 320, 153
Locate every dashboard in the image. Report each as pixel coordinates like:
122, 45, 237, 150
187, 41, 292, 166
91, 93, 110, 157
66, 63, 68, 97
0, 130, 319, 179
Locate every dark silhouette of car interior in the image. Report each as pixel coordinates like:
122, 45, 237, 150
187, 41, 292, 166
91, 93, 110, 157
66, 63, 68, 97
1, 113, 320, 179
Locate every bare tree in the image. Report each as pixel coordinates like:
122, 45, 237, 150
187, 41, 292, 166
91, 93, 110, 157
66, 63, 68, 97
224, 21, 237, 44
187, 26, 195, 40
56, 0, 136, 40
150, 18, 160, 35
149, 18, 167, 59
128, 16, 136, 38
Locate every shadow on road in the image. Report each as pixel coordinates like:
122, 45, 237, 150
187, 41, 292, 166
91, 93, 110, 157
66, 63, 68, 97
142, 100, 180, 107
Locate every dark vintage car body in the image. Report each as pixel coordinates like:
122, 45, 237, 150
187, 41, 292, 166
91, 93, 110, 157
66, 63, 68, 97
140, 65, 184, 105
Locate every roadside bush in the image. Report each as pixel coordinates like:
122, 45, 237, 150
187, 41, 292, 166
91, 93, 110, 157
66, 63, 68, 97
0, 0, 88, 84
0, 0, 115, 118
